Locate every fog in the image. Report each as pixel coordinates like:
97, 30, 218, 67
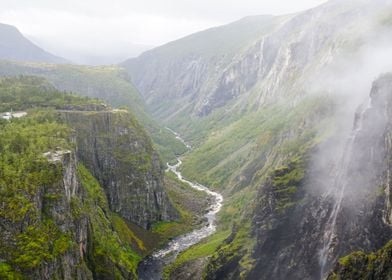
307, 15, 392, 197
308, 5, 392, 207
0, 0, 326, 64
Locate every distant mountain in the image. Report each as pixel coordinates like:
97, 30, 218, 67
123, 0, 391, 123
0, 23, 67, 63
122, 0, 392, 279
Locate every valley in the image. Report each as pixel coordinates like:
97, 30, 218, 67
138, 152, 223, 280
1, 0, 392, 279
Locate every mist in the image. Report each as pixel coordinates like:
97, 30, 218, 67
0, 0, 327, 65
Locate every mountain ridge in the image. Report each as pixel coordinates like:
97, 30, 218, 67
0, 22, 67, 64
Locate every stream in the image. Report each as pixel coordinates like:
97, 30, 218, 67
138, 133, 223, 280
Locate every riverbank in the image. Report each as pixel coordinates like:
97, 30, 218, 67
138, 158, 223, 279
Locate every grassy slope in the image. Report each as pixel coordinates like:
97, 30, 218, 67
122, 15, 289, 126
0, 76, 215, 279
0, 60, 186, 162
152, 171, 210, 246
0, 77, 146, 278
162, 95, 337, 277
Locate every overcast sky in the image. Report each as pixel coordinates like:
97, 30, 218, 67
0, 0, 328, 64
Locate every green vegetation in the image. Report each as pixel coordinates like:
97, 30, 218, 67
0, 110, 73, 277
77, 164, 142, 278
328, 240, 392, 280
152, 171, 209, 244
203, 223, 255, 279
0, 76, 100, 112
0, 77, 149, 278
181, 96, 333, 190
271, 156, 306, 213
111, 214, 147, 252
0, 61, 186, 162
0, 115, 69, 224
163, 230, 230, 279
167, 95, 335, 277
178, 95, 333, 237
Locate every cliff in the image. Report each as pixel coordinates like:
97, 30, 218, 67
0, 77, 179, 279
58, 108, 178, 229
203, 74, 392, 279
327, 74, 392, 279
123, 0, 389, 124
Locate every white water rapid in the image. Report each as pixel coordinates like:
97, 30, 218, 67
138, 131, 223, 280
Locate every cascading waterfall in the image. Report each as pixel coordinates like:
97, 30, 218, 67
318, 98, 371, 279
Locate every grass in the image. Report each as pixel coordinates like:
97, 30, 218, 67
78, 163, 142, 277
164, 230, 231, 279
174, 231, 231, 265
0, 60, 186, 162
152, 171, 210, 245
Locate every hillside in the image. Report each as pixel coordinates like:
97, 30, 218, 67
0, 23, 67, 64
121, 0, 392, 279
0, 60, 186, 162
0, 76, 206, 279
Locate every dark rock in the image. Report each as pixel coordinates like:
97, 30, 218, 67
59, 109, 178, 229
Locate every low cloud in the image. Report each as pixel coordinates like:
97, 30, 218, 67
0, 0, 326, 64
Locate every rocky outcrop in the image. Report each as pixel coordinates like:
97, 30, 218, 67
59, 108, 178, 229
325, 74, 392, 279
247, 75, 392, 280
36, 151, 92, 280
327, 241, 392, 280
122, 15, 287, 120
203, 74, 392, 280
0, 77, 180, 279
0, 148, 92, 279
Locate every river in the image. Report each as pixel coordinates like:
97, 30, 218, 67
138, 133, 223, 280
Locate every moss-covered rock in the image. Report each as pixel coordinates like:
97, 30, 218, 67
0, 77, 180, 279
327, 240, 392, 280
58, 108, 179, 229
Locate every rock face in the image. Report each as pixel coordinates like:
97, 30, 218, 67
0, 148, 92, 279
59, 109, 178, 229
326, 74, 392, 279
208, 74, 392, 280
0, 111, 178, 278
0, 77, 179, 279
122, 15, 286, 119
37, 151, 92, 280
327, 241, 392, 280
123, 0, 390, 123
121, 1, 392, 278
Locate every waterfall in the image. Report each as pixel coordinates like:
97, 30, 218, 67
318, 98, 371, 279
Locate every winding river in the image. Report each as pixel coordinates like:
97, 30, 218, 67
138, 133, 223, 280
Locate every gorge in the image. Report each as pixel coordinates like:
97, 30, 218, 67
1, 0, 392, 279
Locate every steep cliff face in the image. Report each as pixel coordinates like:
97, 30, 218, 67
326, 74, 392, 279
205, 75, 392, 280
121, 1, 392, 278
0, 117, 91, 279
122, 15, 287, 119
0, 61, 187, 162
59, 108, 178, 229
37, 150, 92, 280
124, 0, 390, 124
0, 77, 179, 279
